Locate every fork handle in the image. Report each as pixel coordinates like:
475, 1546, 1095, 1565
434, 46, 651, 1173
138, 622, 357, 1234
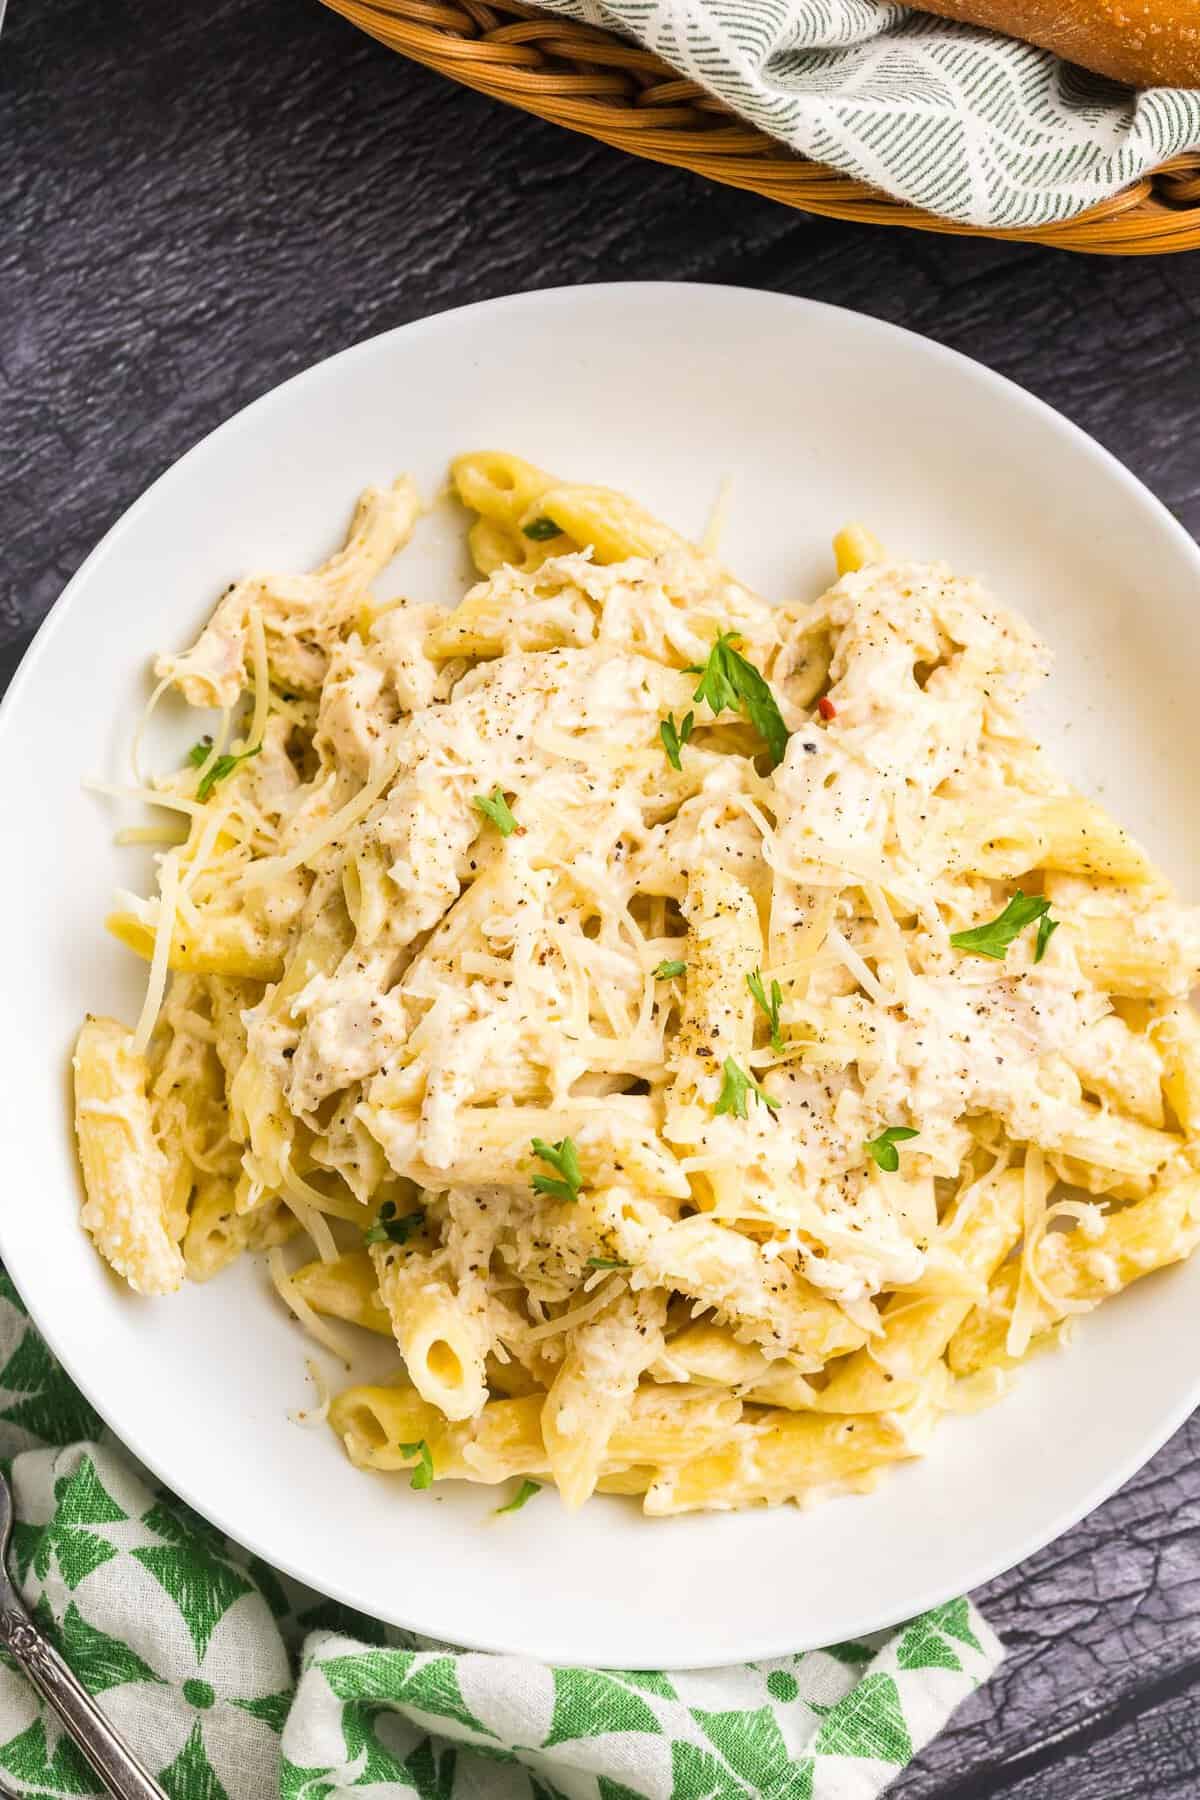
0, 1602, 167, 1800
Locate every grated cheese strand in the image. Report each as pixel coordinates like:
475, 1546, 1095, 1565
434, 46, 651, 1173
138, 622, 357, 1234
129, 674, 173, 788
700, 475, 733, 555
247, 604, 271, 753
239, 755, 396, 889
824, 926, 891, 1007
1006, 1146, 1049, 1360
291, 1356, 335, 1428
523, 1277, 622, 1343
132, 849, 180, 1055
267, 1248, 360, 1363
278, 1178, 341, 1266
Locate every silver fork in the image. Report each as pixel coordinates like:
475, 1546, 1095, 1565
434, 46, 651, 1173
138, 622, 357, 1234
0, 1470, 167, 1799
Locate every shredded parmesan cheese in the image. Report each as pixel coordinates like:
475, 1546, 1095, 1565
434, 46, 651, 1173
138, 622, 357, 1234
291, 1356, 335, 1427
267, 1248, 359, 1363
700, 475, 733, 555
825, 927, 891, 1007
278, 1178, 341, 1266
239, 754, 395, 889
132, 850, 180, 1055
864, 881, 912, 1004
247, 604, 270, 752
1006, 1147, 1049, 1360
86, 778, 205, 818
129, 674, 175, 789
523, 1278, 621, 1343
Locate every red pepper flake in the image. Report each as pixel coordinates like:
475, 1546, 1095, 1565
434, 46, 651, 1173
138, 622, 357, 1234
818, 696, 837, 720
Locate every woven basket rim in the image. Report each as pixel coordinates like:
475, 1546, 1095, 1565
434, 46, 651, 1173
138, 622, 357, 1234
323, 0, 1200, 253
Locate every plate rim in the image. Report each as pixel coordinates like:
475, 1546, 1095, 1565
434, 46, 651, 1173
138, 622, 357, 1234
3, 280, 1199, 1667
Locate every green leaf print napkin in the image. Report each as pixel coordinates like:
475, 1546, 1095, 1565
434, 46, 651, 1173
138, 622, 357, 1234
0, 1272, 1001, 1799
535, 1, 1200, 230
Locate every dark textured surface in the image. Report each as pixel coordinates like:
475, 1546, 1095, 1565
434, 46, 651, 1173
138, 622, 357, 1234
3, 2, 1200, 1793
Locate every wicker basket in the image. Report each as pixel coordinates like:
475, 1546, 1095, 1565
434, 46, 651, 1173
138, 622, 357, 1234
321, 0, 1200, 253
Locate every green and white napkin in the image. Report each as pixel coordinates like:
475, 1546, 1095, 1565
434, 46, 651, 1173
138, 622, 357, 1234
0, 1270, 1000, 1798
538, 0, 1200, 229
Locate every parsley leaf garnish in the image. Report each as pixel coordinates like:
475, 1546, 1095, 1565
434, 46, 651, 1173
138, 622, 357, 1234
659, 710, 694, 772
473, 787, 518, 837
398, 1440, 434, 1491
586, 1256, 632, 1269
1034, 914, 1059, 964
187, 737, 261, 802
363, 1201, 426, 1248
522, 516, 561, 542
746, 967, 784, 1052
713, 1056, 779, 1119
686, 632, 789, 768
653, 959, 687, 979
495, 1479, 541, 1514
949, 890, 1052, 961
531, 1136, 583, 1203
864, 1126, 919, 1173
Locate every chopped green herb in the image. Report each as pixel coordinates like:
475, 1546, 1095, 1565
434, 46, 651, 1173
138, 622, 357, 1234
950, 889, 1052, 961
864, 1126, 920, 1174
747, 967, 784, 1053
686, 632, 789, 768
522, 516, 561, 542
586, 1256, 632, 1270
531, 1136, 583, 1203
713, 1056, 779, 1119
363, 1203, 426, 1247
186, 737, 261, 802
495, 1479, 541, 1515
473, 787, 517, 837
653, 959, 687, 980
659, 710, 694, 772
398, 1440, 434, 1491
1034, 914, 1060, 964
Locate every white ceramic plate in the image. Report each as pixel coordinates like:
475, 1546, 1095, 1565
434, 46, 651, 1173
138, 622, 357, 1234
2, 283, 1199, 1670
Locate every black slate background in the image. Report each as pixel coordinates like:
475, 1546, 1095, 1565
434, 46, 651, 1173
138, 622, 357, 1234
3, 2, 1200, 1794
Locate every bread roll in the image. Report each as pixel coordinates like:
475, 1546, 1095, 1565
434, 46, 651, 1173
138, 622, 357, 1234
917, 0, 1200, 87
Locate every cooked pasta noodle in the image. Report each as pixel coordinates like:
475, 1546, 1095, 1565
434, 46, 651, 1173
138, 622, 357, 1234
73, 453, 1200, 1513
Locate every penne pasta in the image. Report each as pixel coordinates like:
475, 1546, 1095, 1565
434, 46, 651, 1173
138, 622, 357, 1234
72, 456, 1200, 1517
948, 1173, 1200, 1375
73, 1017, 185, 1296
